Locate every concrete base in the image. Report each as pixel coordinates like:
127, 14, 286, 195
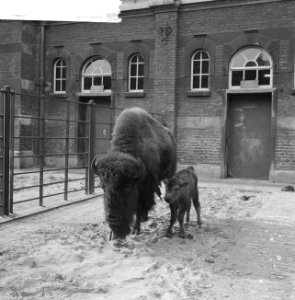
273, 170, 295, 184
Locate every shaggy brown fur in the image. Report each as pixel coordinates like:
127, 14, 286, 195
92, 107, 176, 238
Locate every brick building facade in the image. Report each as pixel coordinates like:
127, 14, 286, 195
0, 0, 295, 183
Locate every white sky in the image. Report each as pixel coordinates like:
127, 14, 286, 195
1, 0, 121, 22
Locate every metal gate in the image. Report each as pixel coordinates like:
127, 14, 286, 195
0, 86, 114, 216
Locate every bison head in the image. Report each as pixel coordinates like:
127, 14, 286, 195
92, 152, 146, 238
164, 176, 188, 204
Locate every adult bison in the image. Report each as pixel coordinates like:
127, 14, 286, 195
92, 107, 176, 239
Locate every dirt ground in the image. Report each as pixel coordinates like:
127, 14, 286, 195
0, 179, 295, 300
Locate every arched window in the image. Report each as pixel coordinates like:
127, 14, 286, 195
191, 50, 210, 90
54, 58, 66, 93
229, 47, 273, 89
129, 54, 144, 92
81, 58, 111, 93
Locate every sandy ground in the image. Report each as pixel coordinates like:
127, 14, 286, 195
0, 180, 294, 300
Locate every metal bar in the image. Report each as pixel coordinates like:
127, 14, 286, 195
64, 98, 70, 200
0, 88, 5, 215
14, 187, 87, 204
38, 94, 45, 206
86, 100, 95, 194
13, 136, 90, 140
2, 86, 12, 215
13, 177, 85, 191
9, 89, 15, 214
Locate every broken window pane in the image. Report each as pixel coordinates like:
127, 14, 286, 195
232, 71, 243, 86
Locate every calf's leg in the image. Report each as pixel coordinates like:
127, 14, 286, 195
192, 188, 202, 227
166, 204, 177, 238
178, 206, 187, 238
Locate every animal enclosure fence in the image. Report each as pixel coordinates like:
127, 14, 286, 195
0, 86, 164, 217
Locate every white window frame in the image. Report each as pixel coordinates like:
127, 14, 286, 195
128, 54, 144, 92
229, 47, 273, 89
190, 50, 210, 91
53, 58, 66, 94
81, 58, 112, 93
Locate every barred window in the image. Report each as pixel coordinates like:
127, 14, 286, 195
54, 58, 66, 93
129, 54, 144, 92
191, 50, 210, 90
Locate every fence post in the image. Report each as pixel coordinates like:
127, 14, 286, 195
38, 95, 45, 206
64, 99, 70, 200
0, 86, 13, 215
86, 100, 95, 194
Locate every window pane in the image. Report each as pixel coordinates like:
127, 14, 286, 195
258, 69, 270, 85
130, 64, 137, 76
62, 80, 66, 91
202, 61, 209, 73
131, 55, 138, 63
84, 77, 92, 90
256, 53, 271, 66
138, 64, 144, 76
130, 78, 136, 90
56, 80, 61, 91
56, 67, 61, 78
103, 76, 112, 89
194, 52, 201, 60
138, 78, 144, 90
201, 52, 209, 60
94, 76, 102, 86
62, 67, 66, 78
232, 71, 243, 86
201, 76, 209, 88
245, 61, 256, 67
245, 69, 256, 80
193, 61, 200, 74
231, 53, 246, 68
193, 75, 200, 89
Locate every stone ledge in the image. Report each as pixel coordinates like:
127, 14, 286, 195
124, 91, 146, 98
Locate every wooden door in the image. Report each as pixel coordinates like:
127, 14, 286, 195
227, 93, 272, 179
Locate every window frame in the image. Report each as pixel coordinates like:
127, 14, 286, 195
81, 57, 112, 93
190, 50, 210, 91
229, 47, 273, 89
53, 58, 67, 94
128, 54, 144, 92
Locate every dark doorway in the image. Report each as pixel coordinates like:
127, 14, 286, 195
227, 93, 272, 180
78, 96, 112, 166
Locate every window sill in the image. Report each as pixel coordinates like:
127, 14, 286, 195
124, 91, 146, 98
187, 90, 210, 97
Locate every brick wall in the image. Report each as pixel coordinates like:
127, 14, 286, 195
1, 0, 295, 180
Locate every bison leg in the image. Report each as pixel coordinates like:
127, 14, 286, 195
166, 204, 177, 238
133, 210, 141, 235
192, 188, 202, 227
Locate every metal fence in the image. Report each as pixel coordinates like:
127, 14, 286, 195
0, 86, 164, 217
0, 86, 112, 216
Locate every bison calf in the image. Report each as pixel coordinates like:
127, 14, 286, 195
164, 166, 201, 238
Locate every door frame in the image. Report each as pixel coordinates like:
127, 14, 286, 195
221, 88, 277, 181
